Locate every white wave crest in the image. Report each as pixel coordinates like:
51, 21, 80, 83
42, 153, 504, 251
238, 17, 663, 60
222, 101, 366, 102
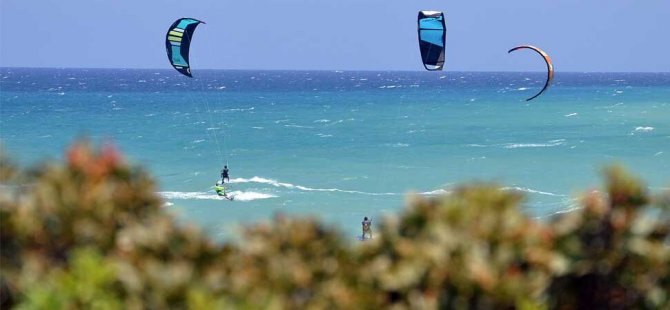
547, 204, 582, 217
224, 107, 254, 112
227, 191, 276, 201
159, 190, 276, 202
420, 189, 450, 195
284, 124, 313, 129
388, 143, 409, 148
501, 186, 565, 197
228, 177, 397, 196
634, 126, 654, 132
160, 191, 222, 200
325, 120, 344, 127
504, 140, 565, 149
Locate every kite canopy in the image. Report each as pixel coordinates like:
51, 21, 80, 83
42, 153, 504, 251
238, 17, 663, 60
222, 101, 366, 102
418, 11, 446, 71
165, 18, 205, 77
508, 45, 554, 101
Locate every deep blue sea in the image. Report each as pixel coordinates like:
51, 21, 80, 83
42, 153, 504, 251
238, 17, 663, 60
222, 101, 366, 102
1, 68, 669, 240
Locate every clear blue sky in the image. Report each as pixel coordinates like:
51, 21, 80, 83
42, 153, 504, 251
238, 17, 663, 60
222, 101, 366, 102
2, 0, 669, 72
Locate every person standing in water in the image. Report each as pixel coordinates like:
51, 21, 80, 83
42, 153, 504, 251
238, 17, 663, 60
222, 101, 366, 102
361, 217, 372, 240
221, 166, 229, 183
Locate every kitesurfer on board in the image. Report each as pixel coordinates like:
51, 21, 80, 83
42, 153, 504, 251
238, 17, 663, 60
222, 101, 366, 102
215, 181, 226, 197
221, 166, 229, 183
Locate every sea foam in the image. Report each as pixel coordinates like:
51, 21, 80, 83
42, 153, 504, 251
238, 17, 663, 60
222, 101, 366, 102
159, 190, 276, 202
228, 177, 398, 196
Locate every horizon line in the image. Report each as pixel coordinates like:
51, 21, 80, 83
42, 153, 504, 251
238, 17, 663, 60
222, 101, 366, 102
1, 66, 669, 74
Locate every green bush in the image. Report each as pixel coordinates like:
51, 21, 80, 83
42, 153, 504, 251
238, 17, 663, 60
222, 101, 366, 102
1, 143, 668, 309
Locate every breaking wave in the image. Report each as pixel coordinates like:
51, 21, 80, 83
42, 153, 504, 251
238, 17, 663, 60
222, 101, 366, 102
228, 177, 398, 196
159, 190, 276, 202
501, 186, 566, 197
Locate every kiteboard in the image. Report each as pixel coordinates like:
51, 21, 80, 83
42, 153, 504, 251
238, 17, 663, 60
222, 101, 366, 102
215, 192, 234, 201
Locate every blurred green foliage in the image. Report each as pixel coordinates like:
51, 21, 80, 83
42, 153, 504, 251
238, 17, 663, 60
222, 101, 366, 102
1, 143, 668, 309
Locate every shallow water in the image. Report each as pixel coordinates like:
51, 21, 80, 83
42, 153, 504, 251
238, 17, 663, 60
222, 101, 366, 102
2, 68, 669, 240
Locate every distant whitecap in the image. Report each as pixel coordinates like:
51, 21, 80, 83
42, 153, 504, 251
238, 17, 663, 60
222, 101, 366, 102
504, 140, 565, 149
634, 127, 654, 133
502, 186, 565, 197
284, 124, 313, 129
420, 189, 450, 195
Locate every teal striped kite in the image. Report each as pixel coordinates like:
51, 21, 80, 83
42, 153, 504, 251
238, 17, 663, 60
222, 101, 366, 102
165, 18, 205, 77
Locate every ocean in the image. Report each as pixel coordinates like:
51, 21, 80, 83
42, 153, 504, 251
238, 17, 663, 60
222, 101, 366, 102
1, 68, 669, 240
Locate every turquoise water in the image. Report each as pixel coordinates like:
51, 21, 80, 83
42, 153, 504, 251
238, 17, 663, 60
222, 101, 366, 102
2, 68, 669, 240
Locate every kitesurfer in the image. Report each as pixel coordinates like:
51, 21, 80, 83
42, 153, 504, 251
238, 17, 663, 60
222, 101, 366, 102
221, 166, 229, 183
215, 181, 226, 197
361, 217, 372, 239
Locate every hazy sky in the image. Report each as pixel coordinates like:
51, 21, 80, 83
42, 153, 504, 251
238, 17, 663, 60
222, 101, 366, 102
1, 0, 669, 72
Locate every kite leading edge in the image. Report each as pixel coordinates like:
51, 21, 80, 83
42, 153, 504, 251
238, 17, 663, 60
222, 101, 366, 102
508, 45, 554, 101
